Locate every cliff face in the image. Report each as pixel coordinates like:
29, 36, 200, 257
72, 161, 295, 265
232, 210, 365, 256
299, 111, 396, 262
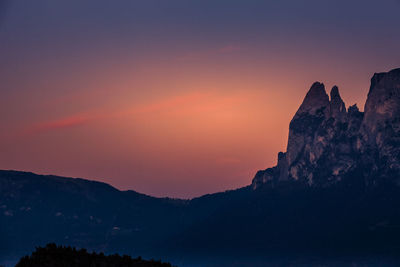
252, 68, 400, 189
360, 69, 400, 183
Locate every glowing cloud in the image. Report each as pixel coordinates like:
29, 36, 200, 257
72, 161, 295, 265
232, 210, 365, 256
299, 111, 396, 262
23, 114, 92, 136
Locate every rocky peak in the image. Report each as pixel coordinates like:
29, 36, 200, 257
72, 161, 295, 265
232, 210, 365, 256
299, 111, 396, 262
252, 67, 400, 190
363, 68, 400, 136
348, 104, 360, 115
347, 104, 364, 136
329, 86, 346, 120
361, 68, 400, 176
295, 82, 330, 117
284, 82, 330, 169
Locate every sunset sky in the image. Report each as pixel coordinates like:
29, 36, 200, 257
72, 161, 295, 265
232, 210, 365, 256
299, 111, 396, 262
0, 0, 399, 198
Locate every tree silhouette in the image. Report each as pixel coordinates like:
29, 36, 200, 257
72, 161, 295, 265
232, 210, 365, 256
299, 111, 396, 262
16, 244, 175, 267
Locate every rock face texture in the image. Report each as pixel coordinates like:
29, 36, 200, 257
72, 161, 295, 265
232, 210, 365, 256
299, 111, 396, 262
252, 68, 400, 189
360, 69, 400, 183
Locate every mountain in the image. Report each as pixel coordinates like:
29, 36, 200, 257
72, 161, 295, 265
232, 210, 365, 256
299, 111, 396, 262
252, 68, 400, 189
1, 68, 400, 266
0, 170, 187, 265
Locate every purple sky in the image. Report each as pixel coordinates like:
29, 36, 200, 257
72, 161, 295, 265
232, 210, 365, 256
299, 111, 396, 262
0, 0, 399, 198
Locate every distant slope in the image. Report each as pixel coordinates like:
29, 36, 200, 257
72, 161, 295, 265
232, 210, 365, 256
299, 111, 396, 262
2, 169, 400, 265
0, 170, 187, 263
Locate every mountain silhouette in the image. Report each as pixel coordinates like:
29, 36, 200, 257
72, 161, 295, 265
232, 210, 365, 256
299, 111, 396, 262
1, 68, 400, 266
253, 68, 400, 188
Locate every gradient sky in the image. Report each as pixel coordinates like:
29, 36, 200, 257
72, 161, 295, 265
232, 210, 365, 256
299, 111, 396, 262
0, 0, 399, 198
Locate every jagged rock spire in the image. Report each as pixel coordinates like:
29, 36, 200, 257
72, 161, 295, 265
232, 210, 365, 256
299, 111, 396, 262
361, 68, 400, 174
330, 86, 346, 120
251, 67, 400, 190
284, 82, 330, 172
348, 104, 360, 114
363, 68, 400, 135
295, 82, 330, 117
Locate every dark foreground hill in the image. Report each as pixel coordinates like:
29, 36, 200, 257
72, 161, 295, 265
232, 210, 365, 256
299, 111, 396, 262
15, 243, 174, 267
0, 170, 186, 265
2, 68, 400, 266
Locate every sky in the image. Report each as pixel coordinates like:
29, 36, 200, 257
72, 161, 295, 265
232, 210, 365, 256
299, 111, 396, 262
0, 0, 399, 198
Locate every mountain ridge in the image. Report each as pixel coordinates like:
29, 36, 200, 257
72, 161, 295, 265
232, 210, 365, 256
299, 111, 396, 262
0, 169, 182, 201
252, 67, 400, 189
2, 68, 400, 266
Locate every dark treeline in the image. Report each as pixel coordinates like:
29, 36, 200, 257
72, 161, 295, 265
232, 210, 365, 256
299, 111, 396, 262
15, 243, 175, 267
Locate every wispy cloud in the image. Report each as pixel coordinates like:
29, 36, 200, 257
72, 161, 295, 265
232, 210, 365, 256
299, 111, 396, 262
20, 90, 252, 138
22, 114, 92, 136
126, 92, 211, 115
19, 92, 209, 137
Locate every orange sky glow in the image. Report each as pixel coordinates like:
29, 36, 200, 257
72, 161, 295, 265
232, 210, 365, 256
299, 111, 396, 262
1, 0, 399, 198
